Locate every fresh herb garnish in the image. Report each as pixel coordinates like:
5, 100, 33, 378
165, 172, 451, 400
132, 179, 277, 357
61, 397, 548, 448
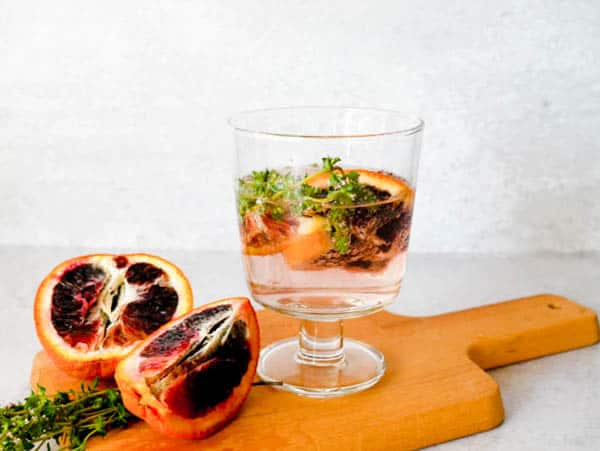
0, 379, 135, 451
238, 157, 379, 253
318, 157, 377, 206
238, 169, 298, 220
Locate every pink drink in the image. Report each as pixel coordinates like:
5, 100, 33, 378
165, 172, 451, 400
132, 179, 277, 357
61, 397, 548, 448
238, 167, 413, 320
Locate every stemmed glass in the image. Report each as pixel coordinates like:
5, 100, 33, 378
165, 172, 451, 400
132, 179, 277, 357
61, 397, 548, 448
230, 107, 423, 397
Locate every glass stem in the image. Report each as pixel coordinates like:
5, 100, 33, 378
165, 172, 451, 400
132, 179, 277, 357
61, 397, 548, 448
297, 320, 345, 366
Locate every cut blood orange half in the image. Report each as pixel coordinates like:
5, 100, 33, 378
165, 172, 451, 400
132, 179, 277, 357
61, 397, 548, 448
115, 297, 259, 439
304, 168, 414, 204
34, 254, 193, 379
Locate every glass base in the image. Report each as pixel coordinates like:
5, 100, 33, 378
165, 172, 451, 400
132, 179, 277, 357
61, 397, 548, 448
257, 337, 385, 398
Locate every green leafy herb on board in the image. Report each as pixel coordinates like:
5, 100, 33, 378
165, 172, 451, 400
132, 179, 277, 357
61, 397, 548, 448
0, 379, 135, 451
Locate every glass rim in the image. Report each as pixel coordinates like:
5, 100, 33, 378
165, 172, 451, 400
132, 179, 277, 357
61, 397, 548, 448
228, 106, 424, 139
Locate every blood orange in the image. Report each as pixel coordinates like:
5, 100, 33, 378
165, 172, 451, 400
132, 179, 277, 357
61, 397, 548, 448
304, 168, 413, 202
115, 297, 259, 439
34, 254, 193, 379
281, 216, 332, 267
241, 210, 298, 256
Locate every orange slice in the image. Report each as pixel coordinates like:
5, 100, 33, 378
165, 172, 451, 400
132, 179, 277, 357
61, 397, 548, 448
282, 216, 332, 267
241, 211, 297, 256
304, 168, 413, 203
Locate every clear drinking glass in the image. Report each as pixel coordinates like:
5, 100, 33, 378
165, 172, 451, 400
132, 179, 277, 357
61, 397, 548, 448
230, 107, 423, 397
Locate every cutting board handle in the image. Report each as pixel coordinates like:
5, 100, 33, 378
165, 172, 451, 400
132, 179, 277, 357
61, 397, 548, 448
435, 294, 599, 369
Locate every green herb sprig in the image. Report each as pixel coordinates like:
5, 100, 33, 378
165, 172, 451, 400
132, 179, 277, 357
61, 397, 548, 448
0, 379, 135, 451
238, 169, 298, 220
238, 157, 379, 253
319, 157, 376, 206
309, 157, 377, 253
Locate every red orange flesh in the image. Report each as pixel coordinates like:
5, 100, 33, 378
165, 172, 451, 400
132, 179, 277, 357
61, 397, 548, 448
115, 297, 260, 440
34, 253, 193, 379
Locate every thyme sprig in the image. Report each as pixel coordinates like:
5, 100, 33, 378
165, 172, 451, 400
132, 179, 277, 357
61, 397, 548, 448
238, 157, 379, 253
0, 379, 135, 451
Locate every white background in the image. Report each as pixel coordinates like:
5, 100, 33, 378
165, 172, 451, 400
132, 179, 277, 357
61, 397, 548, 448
1, 0, 599, 253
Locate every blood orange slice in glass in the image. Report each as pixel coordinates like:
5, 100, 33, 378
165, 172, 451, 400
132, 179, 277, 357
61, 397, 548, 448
304, 168, 413, 202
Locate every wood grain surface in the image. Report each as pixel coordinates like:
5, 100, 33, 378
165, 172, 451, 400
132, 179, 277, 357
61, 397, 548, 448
31, 294, 599, 450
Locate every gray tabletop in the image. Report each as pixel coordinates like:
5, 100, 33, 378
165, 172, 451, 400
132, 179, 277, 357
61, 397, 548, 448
1, 246, 598, 450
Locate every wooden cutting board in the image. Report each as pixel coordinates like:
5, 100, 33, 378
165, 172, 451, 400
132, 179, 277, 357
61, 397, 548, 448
31, 294, 599, 450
